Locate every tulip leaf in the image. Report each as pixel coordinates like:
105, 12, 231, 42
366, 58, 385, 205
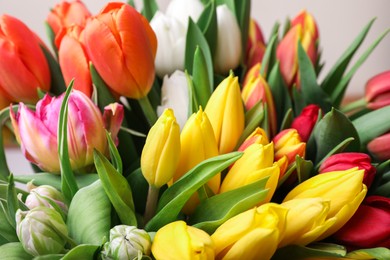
185, 71, 199, 116
277, 163, 297, 188
127, 168, 149, 215
0, 202, 18, 243
67, 180, 111, 245
189, 178, 269, 234
105, 131, 122, 175
145, 152, 243, 231
34, 255, 63, 260
6, 175, 18, 228
94, 150, 137, 226
321, 18, 375, 97
273, 243, 346, 260
40, 45, 66, 96
260, 34, 278, 78
279, 108, 294, 131
374, 182, 390, 197
44, 22, 57, 56
185, 19, 214, 89
331, 27, 390, 108
296, 156, 313, 184
234, 0, 251, 65
216, 0, 236, 14
90, 63, 116, 111
61, 244, 100, 260
368, 160, 390, 195
346, 247, 390, 260
197, 0, 218, 56
236, 102, 265, 149
141, 0, 159, 21
269, 21, 280, 43
0, 242, 33, 259
352, 105, 390, 149
193, 46, 212, 108
314, 137, 355, 170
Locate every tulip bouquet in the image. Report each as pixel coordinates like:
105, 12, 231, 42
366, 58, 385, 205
1, 0, 390, 259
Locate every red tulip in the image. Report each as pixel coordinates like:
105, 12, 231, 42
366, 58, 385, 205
319, 152, 376, 188
84, 3, 157, 99
291, 104, 321, 142
333, 196, 390, 249
245, 19, 266, 70
365, 70, 390, 110
367, 132, 390, 161
0, 15, 51, 103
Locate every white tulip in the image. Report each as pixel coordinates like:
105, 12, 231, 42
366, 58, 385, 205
150, 11, 187, 78
166, 0, 204, 28
214, 4, 242, 75
157, 70, 189, 130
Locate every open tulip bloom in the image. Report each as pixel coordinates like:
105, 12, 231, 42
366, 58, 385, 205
1, 0, 390, 259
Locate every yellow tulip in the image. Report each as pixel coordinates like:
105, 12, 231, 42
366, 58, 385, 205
211, 203, 288, 260
141, 109, 181, 188
205, 74, 245, 154
279, 198, 336, 247
237, 127, 269, 152
152, 221, 215, 260
283, 168, 367, 240
173, 108, 220, 215
273, 128, 306, 165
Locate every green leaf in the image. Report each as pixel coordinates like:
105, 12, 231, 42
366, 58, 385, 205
321, 18, 375, 96
279, 108, 294, 131
192, 46, 212, 108
0, 202, 18, 243
40, 45, 66, 96
269, 21, 280, 43
106, 131, 122, 175
234, 0, 251, 65
6, 175, 18, 228
296, 156, 313, 184
33, 255, 63, 260
67, 180, 111, 245
145, 152, 243, 231
127, 168, 149, 215
197, 0, 218, 56
0, 242, 33, 260
62, 244, 100, 260
315, 137, 356, 170
346, 247, 390, 260
273, 243, 346, 260
260, 34, 278, 78
89, 63, 116, 111
0, 106, 18, 180
352, 106, 390, 149
44, 22, 57, 57
186, 70, 198, 116
94, 150, 137, 226
141, 0, 159, 21
189, 178, 269, 234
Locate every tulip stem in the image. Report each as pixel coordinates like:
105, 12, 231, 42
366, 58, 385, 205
138, 96, 158, 127
144, 185, 160, 225
340, 98, 367, 114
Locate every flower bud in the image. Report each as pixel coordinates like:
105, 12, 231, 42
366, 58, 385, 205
152, 221, 214, 260
237, 127, 269, 152
365, 70, 390, 110
273, 128, 306, 165
367, 132, 390, 161
101, 225, 151, 260
16, 207, 68, 256
165, 0, 204, 28
103, 103, 124, 146
291, 104, 321, 142
25, 183, 68, 214
141, 109, 181, 188
245, 19, 266, 70
319, 152, 376, 188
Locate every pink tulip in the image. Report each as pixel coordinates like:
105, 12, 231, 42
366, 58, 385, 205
365, 70, 390, 110
367, 132, 390, 161
245, 19, 266, 70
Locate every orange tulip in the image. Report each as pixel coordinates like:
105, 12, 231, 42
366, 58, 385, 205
84, 3, 157, 99
0, 15, 51, 103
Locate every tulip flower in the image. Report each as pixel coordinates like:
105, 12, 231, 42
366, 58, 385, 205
16, 207, 69, 256
332, 196, 390, 249
279, 198, 336, 247
46, 0, 91, 38
84, 2, 157, 99
152, 220, 214, 260
319, 152, 376, 188
165, 0, 204, 28
57, 25, 92, 96
283, 168, 367, 240
365, 70, 390, 110
205, 74, 244, 154
150, 12, 187, 78
245, 19, 266, 70
291, 104, 321, 142
367, 132, 390, 161
273, 128, 306, 165
103, 102, 124, 146
237, 127, 269, 152
10, 90, 108, 173
0, 15, 51, 103
102, 225, 151, 259
211, 203, 288, 260
214, 5, 242, 75
156, 70, 189, 130
173, 108, 219, 215
25, 183, 68, 214
141, 109, 181, 188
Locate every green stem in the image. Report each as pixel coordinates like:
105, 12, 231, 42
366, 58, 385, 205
341, 97, 367, 113
138, 96, 158, 127
144, 185, 160, 225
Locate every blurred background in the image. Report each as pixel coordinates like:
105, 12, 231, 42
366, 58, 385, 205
1, 0, 390, 173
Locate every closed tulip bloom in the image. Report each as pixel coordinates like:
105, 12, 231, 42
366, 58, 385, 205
141, 109, 181, 188
273, 128, 306, 165
205, 74, 244, 154
291, 10, 319, 43
279, 198, 336, 247
150, 12, 186, 78
237, 127, 269, 152
367, 132, 390, 161
165, 0, 204, 28
25, 183, 68, 214
319, 152, 376, 188
365, 70, 390, 110
103, 102, 124, 146
10, 90, 108, 173
283, 168, 367, 240
84, 3, 157, 99
214, 5, 242, 75
245, 19, 266, 70
0, 15, 51, 103
212, 203, 288, 260
152, 221, 214, 260
291, 104, 321, 142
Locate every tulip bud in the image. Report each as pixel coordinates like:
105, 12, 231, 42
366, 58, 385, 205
333, 196, 390, 249
101, 225, 151, 260
103, 103, 124, 146
367, 132, 390, 161
212, 203, 288, 260
245, 19, 266, 70
16, 207, 68, 256
150, 12, 186, 78
365, 70, 390, 110
141, 109, 181, 188
284, 168, 367, 240
214, 5, 242, 75
319, 152, 376, 188
156, 70, 189, 130
25, 183, 68, 214
273, 128, 306, 165
165, 0, 204, 28
205, 74, 244, 154
152, 221, 214, 260
237, 127, 269, 152
291, 104, 321, 142
291, 10, 319, 43
10, 90, 108, 173
0, 15, 51, 103
84, 3, 157, 99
